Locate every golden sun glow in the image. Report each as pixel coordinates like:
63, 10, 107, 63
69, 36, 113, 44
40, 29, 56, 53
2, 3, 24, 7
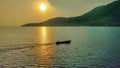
40, 3, 47, 11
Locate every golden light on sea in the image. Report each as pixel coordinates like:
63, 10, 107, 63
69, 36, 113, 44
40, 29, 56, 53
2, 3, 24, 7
41, 27, 47, 43
33, 27, 53, 67
37, 27, 48, 43
37, 27, 53, 44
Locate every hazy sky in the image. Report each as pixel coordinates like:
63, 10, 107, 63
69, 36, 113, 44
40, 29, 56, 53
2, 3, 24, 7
0, 0, 114, 26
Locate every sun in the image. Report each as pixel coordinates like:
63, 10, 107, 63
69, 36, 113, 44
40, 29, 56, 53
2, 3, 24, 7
40, 3, 47, 12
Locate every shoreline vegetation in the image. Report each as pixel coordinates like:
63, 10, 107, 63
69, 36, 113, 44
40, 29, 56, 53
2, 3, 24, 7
22, 0, 120, 27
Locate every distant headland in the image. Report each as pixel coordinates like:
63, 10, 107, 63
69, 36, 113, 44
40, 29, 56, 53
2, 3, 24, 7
22, 0, 120, 26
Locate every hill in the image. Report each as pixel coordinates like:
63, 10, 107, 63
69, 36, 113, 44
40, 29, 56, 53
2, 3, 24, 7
22, 0, 120, 26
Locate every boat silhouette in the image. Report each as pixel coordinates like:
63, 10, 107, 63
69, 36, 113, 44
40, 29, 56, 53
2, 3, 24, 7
55, 40, 71, 45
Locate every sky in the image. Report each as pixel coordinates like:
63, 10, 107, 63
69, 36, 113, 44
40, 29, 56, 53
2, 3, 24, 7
0, 0, 114, 26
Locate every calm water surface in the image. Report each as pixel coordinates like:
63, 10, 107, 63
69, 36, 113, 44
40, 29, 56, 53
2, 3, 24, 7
0, 27, 120, 68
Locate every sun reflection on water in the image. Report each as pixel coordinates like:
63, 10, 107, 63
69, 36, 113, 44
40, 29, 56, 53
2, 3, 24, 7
41, 27, 47, 43
34, 27, 53, 67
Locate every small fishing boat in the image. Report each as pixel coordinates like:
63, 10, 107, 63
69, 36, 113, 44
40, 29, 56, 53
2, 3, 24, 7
55, 40, 71, 45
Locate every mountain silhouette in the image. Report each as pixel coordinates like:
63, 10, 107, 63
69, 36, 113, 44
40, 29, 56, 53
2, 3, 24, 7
22, 0, 120, 26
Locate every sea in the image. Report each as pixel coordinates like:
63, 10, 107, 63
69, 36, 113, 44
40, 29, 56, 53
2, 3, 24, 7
0, 27, 120, 68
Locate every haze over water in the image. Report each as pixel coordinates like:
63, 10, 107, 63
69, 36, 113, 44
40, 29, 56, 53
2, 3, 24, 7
0, 27, 120, 68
